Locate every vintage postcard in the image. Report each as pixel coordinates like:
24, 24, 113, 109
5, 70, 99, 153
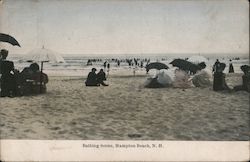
0, 0, 249, 161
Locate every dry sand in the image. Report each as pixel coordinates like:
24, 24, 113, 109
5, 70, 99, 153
0, 73, 249, 140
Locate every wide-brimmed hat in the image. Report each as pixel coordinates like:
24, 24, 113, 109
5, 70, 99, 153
219, 63, 226, 70
240, 65, 250, 72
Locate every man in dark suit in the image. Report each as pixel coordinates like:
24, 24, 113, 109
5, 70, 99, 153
0, 49, 16, 97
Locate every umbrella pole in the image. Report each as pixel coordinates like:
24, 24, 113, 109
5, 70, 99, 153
40, 61, 44, 93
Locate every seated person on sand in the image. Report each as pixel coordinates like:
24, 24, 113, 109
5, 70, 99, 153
19, 63, 49, 95
172, 68, 193, 88
30, 63, 49, 94
144, 71, 172, 88
192, 62, 212, 88
213, 63, 230, 91
97, 69, 108, 86
233, 65, 250, 93
85, 68, 99, 86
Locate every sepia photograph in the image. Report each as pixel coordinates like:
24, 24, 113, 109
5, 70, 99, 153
0, 0, 249, 161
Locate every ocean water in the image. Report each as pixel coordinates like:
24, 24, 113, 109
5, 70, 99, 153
8, 54, 249, 76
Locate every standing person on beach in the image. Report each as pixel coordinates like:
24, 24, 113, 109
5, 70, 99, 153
212, 59, 220, 73
107, 63, 110, 71
117, 60, 120, 67
103, 61, 107, 69
97, 69, 108, 86
141, 61, 144, 68
228, 59, 234, 73
0, 49, 17, 97
213, 63, 230, 91
0, 51, 3, 74
0, 50, 3, 93
85, 68, 99, 86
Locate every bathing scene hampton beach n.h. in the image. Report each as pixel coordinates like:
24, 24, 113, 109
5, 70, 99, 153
0, 0, 249, 141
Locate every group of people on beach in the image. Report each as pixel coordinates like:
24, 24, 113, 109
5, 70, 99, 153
0, 49, 49, 97
212, 59, 249, 92
85, 68, 108, 86
87, 57, 150, 69
144, 59, 250, 93
1, 48, 249, 96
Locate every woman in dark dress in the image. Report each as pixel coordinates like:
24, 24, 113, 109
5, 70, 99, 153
0, 49, 17, 97
213, 63, 230, 91
233, 65, 250, 92
229, 59, 234, 73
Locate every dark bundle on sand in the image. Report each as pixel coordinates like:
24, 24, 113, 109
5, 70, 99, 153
170, 59, 201, 74
144, 77, 165, 88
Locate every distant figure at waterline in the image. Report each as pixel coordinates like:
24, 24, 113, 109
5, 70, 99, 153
212, 59, 220, 73
229, 59, 234, 73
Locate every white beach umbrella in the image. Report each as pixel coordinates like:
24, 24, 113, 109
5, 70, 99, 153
24, 47, 65, 93
188, 55, 208, 64
26, 47, 65, 63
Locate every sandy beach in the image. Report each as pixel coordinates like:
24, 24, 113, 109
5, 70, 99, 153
0, 72, 249, 140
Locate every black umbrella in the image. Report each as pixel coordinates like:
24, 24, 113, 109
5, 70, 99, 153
0, 33, 21, 47
146, 62, 169, 73
169, 59, 200, 74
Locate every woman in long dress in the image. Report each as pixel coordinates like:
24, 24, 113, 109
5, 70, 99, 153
172, 69, 193, 88
229, 59, 234, 73
192, 63, 212, 88
213, 63, 230, 91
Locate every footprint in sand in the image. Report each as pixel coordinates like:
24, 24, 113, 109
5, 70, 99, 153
58, 130, 68, 134
50, 126, 61, 130
41, 104, 50, 108
69, 121, 77, 126
24, 129, 35, 133
128, 133, 142, 138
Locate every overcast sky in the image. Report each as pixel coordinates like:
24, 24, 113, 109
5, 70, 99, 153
0, 0, 249, 55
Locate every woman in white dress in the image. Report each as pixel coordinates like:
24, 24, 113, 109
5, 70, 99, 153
172, 69, 193, 88
192, 63, 212, 88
